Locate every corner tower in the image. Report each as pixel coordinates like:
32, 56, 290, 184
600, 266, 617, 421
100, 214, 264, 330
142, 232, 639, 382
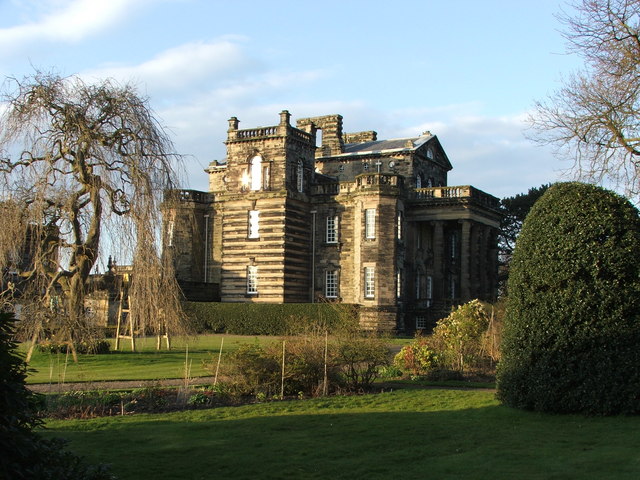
209, 111, 317, 302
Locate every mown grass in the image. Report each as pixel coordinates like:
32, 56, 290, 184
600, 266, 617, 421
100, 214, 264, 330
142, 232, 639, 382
22, 335, 274, 384
42, 388, 640, 480
24, 334, 413, 385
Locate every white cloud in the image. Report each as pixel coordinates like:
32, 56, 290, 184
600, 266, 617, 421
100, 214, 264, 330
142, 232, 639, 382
0, 0, 147, 52
85, 38, 260, 96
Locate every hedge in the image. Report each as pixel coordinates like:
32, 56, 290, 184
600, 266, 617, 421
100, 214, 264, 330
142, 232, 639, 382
182, 302, 360, 336
496, 182, 640, 414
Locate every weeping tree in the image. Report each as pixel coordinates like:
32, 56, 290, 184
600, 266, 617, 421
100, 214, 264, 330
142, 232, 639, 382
0, 72, 187, 360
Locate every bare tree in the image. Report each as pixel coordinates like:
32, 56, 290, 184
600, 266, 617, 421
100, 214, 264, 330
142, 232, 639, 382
0, 72, 188, 360
529, 0, 640, 199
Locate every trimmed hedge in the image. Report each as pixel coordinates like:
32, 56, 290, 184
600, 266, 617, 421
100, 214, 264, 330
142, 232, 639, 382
183, 302, 359, 335
497, 182, 640, 414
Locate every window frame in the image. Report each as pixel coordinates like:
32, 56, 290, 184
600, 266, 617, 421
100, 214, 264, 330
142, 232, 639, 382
326, 215, 338, 244
246, 266, 258, 295
365, 208, 376, 239
250, 155, 262, 191
248, 210, 260, 239
364, 266, 375, 298
166, 220, 175, 247
296, 160, 304, 193
325, 270, 338, 298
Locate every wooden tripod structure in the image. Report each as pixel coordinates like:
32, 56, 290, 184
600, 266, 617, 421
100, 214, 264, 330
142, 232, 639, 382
114, 281, 136, 351
113, 272, 171, 351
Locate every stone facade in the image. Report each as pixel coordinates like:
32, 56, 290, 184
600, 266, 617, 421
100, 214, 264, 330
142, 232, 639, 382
164, 111, 501, 332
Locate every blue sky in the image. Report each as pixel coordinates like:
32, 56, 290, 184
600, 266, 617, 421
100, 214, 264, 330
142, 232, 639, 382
0, 0, 583, 198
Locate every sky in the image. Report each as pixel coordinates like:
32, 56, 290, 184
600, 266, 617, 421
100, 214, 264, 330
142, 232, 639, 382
0, 0, 585, 199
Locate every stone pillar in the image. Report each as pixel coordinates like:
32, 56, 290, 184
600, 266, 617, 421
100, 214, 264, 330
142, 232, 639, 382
432, 221, 444, 301
478, 225, 489, 299
488, 227, 499, 300
227, 116, 239, 141
460, 220, 471, 301
278, 110, 291, 135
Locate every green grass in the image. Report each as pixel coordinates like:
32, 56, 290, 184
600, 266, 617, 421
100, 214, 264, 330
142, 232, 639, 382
23, 335, 274, 384
42, 388, 640, 480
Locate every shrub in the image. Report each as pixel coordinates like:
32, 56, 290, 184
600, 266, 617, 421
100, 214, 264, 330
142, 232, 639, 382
497, 182, 640, 414
224, 342, 282, 396
0, 312, 114, 479
393, 336, 438, 376
335, 333, 391, 391
38, 339, 111, 355
430, 300, 492, 372
219, 332, 391, 397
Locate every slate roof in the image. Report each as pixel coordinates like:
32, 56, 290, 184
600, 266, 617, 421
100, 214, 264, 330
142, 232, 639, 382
337, 134, 434, 157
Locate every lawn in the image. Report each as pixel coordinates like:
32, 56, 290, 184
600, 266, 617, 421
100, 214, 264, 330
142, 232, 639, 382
24, 334, 413, 385
43, 388, 640, 480
23, 335, 274, 384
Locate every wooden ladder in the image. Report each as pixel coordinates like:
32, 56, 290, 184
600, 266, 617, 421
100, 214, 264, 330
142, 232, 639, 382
114, 287, 136, 352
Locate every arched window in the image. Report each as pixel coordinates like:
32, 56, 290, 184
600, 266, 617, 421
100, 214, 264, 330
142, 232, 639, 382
416, 174, 422, 189
250, 155, 262, 191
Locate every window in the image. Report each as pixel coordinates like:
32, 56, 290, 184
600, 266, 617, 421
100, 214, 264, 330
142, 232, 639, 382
396, 270, 403, 299
416, 317, 427, 330
426, 276, 433, 307
248, 210, 260, 239
246, 266, 258, 294
296, 160, 304, 192
364, 267, 375, 298
416, 174, 422, 189
166, 220, 174, 247
450, 232, 458, 259
396, 211, 403, 240
365, 208, 376, 239
250, 155, 262, 191
416, 272, 425, 300
326, 215, 338, 243
325, 270, 338, 298
262, 165, 270, 190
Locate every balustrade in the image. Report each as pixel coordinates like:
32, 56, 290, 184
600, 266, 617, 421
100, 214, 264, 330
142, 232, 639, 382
166, 189, 212, 204
413, 186, 500, 210
236, 126, 278, 139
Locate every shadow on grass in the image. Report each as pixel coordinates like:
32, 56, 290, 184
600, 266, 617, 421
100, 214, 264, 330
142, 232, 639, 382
43, 389, 640, 480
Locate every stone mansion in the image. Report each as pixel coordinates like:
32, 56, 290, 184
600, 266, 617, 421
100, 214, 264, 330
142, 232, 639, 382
163, 111, 501, 331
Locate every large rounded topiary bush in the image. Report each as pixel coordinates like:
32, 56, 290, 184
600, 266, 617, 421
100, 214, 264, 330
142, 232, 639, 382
496, 182, 640, 414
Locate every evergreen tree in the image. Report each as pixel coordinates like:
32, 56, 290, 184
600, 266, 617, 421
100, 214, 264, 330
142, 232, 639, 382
497, 182, 640, 414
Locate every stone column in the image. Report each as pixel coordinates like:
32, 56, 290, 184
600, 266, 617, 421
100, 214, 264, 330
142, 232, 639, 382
432, 221, 444, 301
480, 225, 493, 299
277, 110, 291, 135
460, 220, 472, 301
227, 117, 239, 142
